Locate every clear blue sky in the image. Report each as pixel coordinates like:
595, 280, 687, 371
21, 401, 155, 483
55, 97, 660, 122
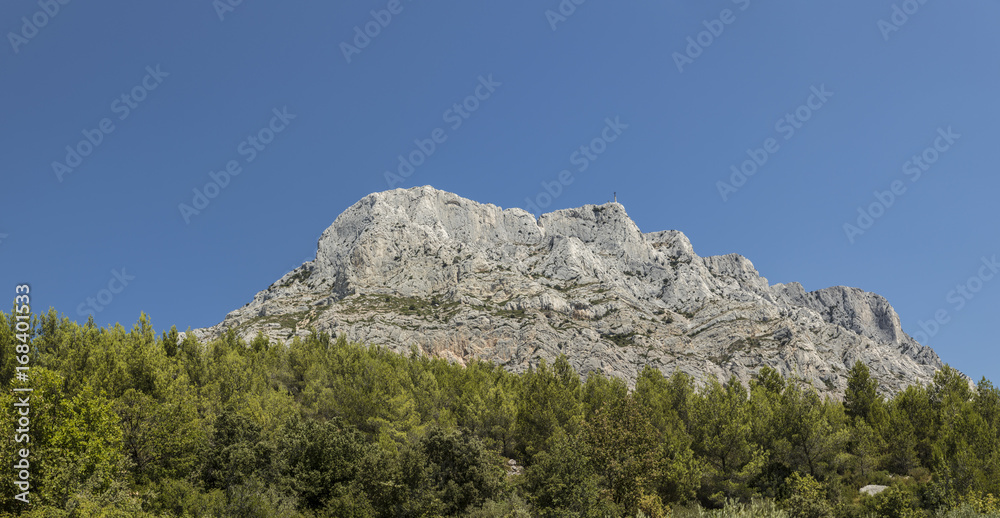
3, 1, 998, 383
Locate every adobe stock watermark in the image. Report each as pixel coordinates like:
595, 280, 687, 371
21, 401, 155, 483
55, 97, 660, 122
340, 0, 413, 63
52, 65, 170, 183
842, 126, 960, 244
672, 0, 751, 73
11, 284, 32, 504
213, 0, 246, 21
717, 84, 834, 201
910, 255, 999, 344
179, 107, 296, 224
545, 0, 587, 31
522, 116, 628, 215
878, 0, 931, 41
76, 268, 135, 318
7, 0, 71, 54
384, 75, 502, 188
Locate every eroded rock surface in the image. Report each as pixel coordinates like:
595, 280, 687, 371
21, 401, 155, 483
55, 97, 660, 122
192, 186, 943, 396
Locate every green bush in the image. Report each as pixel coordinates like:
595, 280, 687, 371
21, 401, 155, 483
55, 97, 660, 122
861, 485, 922, 518
782, 472, 833, 518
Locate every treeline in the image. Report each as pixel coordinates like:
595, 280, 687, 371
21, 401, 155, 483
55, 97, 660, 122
1, 309, 999, 517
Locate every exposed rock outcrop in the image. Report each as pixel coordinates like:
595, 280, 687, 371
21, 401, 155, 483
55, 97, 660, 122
192, 186, 944, 396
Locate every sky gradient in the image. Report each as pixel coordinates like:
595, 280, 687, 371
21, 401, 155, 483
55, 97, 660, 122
3, 1, 999, 383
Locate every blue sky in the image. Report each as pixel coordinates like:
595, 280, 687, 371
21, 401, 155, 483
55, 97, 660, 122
3, 1, 999, 383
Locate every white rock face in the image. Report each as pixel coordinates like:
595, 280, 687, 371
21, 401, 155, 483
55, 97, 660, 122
192, 186, 945, 396
860, 485, 889, 496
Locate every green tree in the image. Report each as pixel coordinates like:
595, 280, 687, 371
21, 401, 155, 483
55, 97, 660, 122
844, 364, 888, 480
691, 377, 766, 505
781, 472, 833, 518
750, 366, 790, 499
581, 371, 628, 420
514, 356, 583, 462
844, 361, 879, 423
415, 427, 507, 516
883, 401, 920, 474
26, 370, 129, 511
116, 386, 205, 486
277, 416, 377, 513
584, 394, 666, 515
201, 407, 276, 492
775, 382, 848, 481
890, 383, 936, 469
523, 428, 605, 518
161, 325, 179, 357
754, 366, 786, 396
634, 367, 701, 504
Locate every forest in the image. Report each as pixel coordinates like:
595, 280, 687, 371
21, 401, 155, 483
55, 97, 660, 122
1, 309, 999, 517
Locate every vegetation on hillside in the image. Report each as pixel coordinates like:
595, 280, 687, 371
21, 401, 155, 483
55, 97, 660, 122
1, 309, 999, 517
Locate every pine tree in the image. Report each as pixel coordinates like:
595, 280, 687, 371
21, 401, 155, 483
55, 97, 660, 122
845, 360, 880, 423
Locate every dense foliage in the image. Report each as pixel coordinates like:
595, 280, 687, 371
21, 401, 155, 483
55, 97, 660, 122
1, 309, 999, 517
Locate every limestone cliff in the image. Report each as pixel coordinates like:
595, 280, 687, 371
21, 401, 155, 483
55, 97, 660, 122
192, 186, 944, 396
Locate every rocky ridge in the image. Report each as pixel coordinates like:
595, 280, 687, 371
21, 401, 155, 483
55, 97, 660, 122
192, 186, 944, 396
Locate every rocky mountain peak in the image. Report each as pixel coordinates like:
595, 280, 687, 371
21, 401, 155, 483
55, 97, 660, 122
193, 186, 945, 396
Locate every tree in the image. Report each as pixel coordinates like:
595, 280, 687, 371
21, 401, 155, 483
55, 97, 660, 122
0, 310, 21, 386
883, 401, 920, 474
5, 307, 1000, 517
524, 428, 605, 518
775, 383, 848, 480
201, 407, 276, 491
415, 427, 507, 516
750, 367, 790, 499
584, 394, 666, 515
514, 356, 583, 462
890, 384, 936, 468
276, 416, 377, 513
782, 472, 833, 518
162, 325, 179, 358
690, 377, 765, 505
30, 371, 129, 510
844, 362, 888, 478
634, 367, 701, 504
116, 387, 205, 486
844, 361, 879, 423
634, 366, 680, 434
582, 371, 628, 421
458, 369, 518, 458
930, 365, 973, 409
848, 419, 886, 479
753, 366, 786, 396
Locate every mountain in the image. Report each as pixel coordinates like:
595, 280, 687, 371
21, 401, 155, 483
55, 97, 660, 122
192, 186, 944, 396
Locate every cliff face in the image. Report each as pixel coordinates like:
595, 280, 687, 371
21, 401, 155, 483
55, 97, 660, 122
192, 186, 943, 396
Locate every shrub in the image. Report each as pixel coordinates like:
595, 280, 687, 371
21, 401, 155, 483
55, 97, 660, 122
781, 472, 833, 518
861, 485, 922, 518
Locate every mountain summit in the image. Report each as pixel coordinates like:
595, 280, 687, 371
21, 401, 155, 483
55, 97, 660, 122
193, 186, 943, 395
